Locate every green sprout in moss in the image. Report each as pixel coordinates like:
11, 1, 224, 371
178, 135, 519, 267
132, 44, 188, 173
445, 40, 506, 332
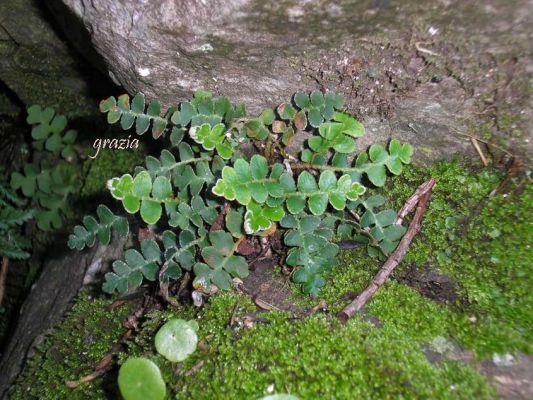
118, 357, 166, 400
155, 319, 199, 362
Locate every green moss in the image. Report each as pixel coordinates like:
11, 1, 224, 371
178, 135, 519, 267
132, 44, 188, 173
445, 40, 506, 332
9, 160, 530, 399
9, 289, 132, 400
300, 160, 531, 356
385, 161, 531, 356
81, 148, 145, 198
118, 292, 493, 399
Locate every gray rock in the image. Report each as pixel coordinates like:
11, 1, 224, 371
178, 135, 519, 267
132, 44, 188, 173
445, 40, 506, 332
0, 0, 106, 117
55, 0, 532, 162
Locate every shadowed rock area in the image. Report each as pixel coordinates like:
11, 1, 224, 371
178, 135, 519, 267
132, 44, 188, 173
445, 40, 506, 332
57, 0, 532, 163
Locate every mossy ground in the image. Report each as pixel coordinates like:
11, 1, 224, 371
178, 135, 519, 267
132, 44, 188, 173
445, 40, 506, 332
9, 160, 532, 399
9, 289, 132, 399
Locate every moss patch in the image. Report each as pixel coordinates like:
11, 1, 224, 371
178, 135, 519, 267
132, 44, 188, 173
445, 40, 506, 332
81, 147, 145, 198
9, 289, 132, 400
9, 160, 531, 399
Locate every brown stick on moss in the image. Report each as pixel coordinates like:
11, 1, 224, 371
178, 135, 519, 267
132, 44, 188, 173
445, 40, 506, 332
337, 178, 436, 323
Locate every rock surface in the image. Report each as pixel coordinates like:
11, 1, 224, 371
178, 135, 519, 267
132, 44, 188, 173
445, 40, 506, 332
56, 0, 532, 163
0, 0, 111, 117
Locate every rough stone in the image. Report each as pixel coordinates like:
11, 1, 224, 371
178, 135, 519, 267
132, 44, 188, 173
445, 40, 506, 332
54, 0, 532, 163
0, 0, 111, 116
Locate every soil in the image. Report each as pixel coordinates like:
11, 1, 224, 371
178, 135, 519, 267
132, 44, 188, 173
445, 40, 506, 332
394, 263, 461, 304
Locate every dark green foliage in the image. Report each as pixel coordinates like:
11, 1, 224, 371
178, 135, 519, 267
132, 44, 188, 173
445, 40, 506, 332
68, 205, 129, 251
10, 106, 81, 231
75, 90, 413, 295
0, 175, 33, 260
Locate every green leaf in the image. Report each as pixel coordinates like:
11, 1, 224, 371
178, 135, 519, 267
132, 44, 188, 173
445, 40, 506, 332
333, 135, 356, 153
260, 108, 275, 125
308, 194, 328, 215
123, 194, 140, 213
250, 154, 268, 180
286, 195, 306, 214
155, 319, 198, 362
297, 171, 318, 193
152, 176, 172, 200
136, 114, 150, 135
294, 92, 310, 109
118, 358, 166, 400
131, 93, 145, 113
132, 171, 152, 197
140, 199, 162, 225
307, 107, 323, 128
277, 103, 296, 120
226, 210, 244, 238
334, 111, 365, 137
366, 165, 387, 187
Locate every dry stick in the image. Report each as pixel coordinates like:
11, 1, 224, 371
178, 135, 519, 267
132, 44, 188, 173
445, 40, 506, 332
0, 257, 8, 307
337, 179, 436, 323
396, 178, 436, 225
470, 138, 489, 166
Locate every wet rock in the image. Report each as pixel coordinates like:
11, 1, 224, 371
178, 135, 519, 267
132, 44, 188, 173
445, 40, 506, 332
55, 0, 532, 162
0, 0, 111, 116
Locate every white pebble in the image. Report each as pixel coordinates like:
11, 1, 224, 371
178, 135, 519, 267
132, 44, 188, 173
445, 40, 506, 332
138, 67, 150, 77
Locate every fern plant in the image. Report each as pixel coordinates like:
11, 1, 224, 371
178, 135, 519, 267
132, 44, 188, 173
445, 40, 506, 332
10, 106, 81, 231
70, 90, 413, 296
0, 173, 33, 260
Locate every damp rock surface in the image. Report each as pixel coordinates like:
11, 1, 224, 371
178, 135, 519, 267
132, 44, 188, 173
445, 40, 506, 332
56, 0, 532, 162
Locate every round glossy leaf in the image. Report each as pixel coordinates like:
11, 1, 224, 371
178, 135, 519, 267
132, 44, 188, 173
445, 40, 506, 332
155, 319, 198, 362
123, 194, 140, 213
118, 357, 166, 400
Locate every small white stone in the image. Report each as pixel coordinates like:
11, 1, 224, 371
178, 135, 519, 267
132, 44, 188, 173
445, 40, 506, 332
198, 43, 214, 52
428, 26, 439, 36
266, 384, 275, 393
492, 353, 515, 366
138, 67, 150, 77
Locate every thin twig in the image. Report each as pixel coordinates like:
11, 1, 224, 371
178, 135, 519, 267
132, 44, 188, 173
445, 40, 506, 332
450, 128, 519, 160
65, 343, 122, 388
415, 42, 440, 57
0, 257, 8, 307
185, 360, 205, 377
470, 138, 489, 166
396, 178, 436, 225
337, 179, 435, 322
